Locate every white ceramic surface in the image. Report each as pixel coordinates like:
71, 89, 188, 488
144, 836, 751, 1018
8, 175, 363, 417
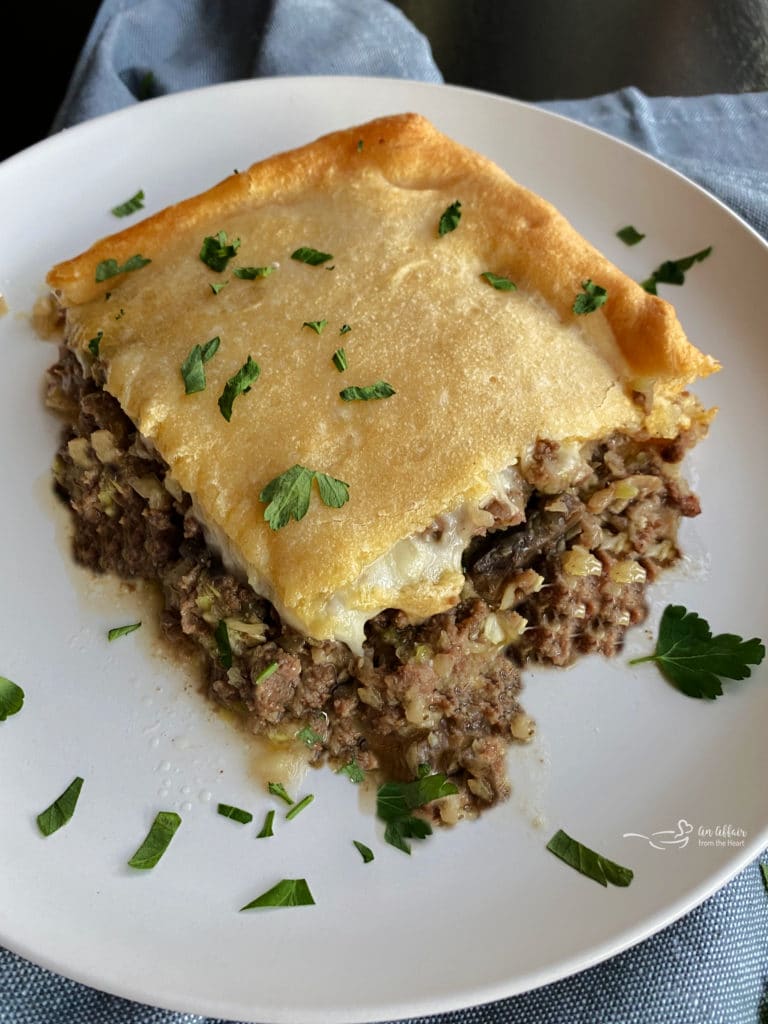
0, 77, 766, 1024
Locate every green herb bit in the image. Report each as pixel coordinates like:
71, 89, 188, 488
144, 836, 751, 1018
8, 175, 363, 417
210, 281, 228, 295
546, 828, 633, 887
200, 230, 241, 272
302, 319, 328, 335
37, 777, 84, 836
628, 604, 765, 699
332, 347, 348, 372
377, 771, 458, 855
291, 246, 333, 266
234, 265, 275, 280
481, 271, 517, 291
285, 794, 314, 821
268, 781, 294, 806
111, 190, 145, 218
339, 323, 352, 335
254, 662, 279, 685
137, 70, 155, 101
88, 330, 103, 357
357, 139, 364, 152
339, 380, 395, 402
218, 355, 260, 421
438, 199, 462, 236
240, 878, 315, 910
296, 725, 323, 748
114, 308, 126, 321
107, 622, 141, 641
337, 760, 365, 783
353, 840, 374, 863
217, 803, 253, 825
257, 809, 276, 838
0, 676, 24, 721
761, 863, 768, 893
259, 465, 349, 530
573, 279, 608, 315
128, 811, 182, 869
214, 619, 233, 669
616, 225, 645, 246
95, 254, 151, 282
181, 336, 220, 394
641, 246, 713, 294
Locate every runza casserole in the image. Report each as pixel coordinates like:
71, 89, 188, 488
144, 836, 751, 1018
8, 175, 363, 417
44, 113, 718, 818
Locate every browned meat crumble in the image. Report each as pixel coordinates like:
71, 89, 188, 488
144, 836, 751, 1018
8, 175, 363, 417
45, 346, 707, 822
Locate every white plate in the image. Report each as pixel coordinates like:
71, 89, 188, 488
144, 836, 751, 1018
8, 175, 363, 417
1, 76, 766, 1024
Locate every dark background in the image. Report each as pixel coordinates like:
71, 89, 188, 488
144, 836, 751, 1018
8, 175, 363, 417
5, 0, 768, 162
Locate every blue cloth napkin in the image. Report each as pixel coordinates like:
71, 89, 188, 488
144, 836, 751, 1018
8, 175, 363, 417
4, 2, 768, 1022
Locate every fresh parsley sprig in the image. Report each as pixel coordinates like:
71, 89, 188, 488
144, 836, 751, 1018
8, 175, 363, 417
573, 279, 608, 314
641, 246, 712, 294
181, 336, 220, 394
259, 465, 349, 530
377, 766, 458, 854
200, 230, 241, 272
339, 381, 395, 402
0, 676, 24, 721
111, 190, 145, 218
128, 811, 182, 869
438, 200, 462, 236
629, 604, 765, 699
218, 355, 260, 421
547, 829, 633, 887
240, 878, 315, 909
95, 254, 151, 282
36, 777, 84, 836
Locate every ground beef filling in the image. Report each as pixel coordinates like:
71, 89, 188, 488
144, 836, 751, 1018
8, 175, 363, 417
46, 347, 703, 819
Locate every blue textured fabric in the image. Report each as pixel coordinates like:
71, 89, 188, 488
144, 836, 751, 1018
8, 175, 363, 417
4, 2, 768, 1021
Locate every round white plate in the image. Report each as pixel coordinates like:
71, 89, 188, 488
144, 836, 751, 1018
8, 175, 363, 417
1, 77, 766, 1024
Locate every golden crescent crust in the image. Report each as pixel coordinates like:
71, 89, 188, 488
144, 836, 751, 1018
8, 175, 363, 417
46, 112, 719, 644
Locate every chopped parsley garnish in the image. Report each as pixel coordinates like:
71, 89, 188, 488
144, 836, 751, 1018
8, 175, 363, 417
95, 254, 151, 282
339, 380, 395, 402
218, 355, 260, 421
128, 811, 182, 869
210, 281, 228, 295
240, 878, 315, 910
337, 760, 365, 783
268, 782, 293, 806
377, 768, 458, 854
257, 809, 275, 838
628, 604, 765, 699
217, 803, 253, 825
546, 829, 634, 887
357, 139, 364, 152
573, 279, 608, 314
481, 271, 517, 291
181, 335, 220, 394
302, 319, 327, 335
353, 840, 374, 863
111, 190, 145, 217
259, 465, 349, 530
339, 323, 352, 335
285, 794, 314, 821
438, 200, 462, 236
254, 662, 279, 685
616, 225, 645, 246
291, 246, 333, 266
200, 230, 241, 272
37, 777, 84, 836
87, 331, 103, 357
234, 265, 275, 280
107, 622, 141, 641
0, 676, 24, 721
641, 246, 713, 294
214, 619, 233, 669
296, 725, 323, 748
332, 347, 348, 372
114, 308, 126, 321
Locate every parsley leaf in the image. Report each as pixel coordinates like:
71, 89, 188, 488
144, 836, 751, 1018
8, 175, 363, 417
573, 279, 608, 314
128, 811, 182, 869
87, 331, 103, 357
547, 829, 633, 887
107, 622, 141, 641
339, 381, 395, 402
339, 323, 352, 335
0, 676, 24, 721
200, 230, 241, 272
337, 760, 365, 783
234, 265, 274, 279
257, 809, 275, 838
111, 190, 145, 217
259, 465, 349, 530
210, 281, 228, 295
641, 246, 712, 294
181, 336, 220, 394
268, 782, 294, 806
291, 246, 333, 266
296, 725, 323, 748
218, 355, 260, 421
217, 803, 253, 825
629, 604, 765, 699
377, 770, 458, 854
37, 777, 84, 836
240, 878, 315, 910
617, 225, 645, 246
353, 840, 374, 863
214, 619, 233, 669
332, 347, 348, 372
302, 319, 328, 335
438, 200, 462, 236
95, 254, 151, 282
481, 271, 517, 291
